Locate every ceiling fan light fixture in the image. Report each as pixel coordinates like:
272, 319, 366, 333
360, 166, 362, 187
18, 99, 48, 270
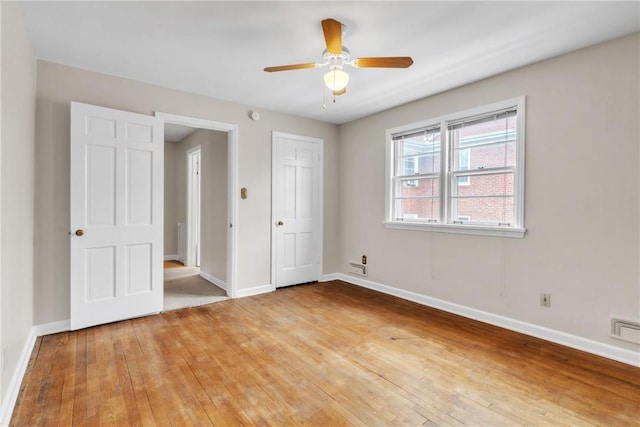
323, 68, 349, 92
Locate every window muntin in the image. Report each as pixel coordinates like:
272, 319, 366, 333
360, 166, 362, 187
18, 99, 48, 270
386, 97, 525, 237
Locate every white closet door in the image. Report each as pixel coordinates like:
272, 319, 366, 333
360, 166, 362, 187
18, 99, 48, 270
273, 132, 322, 288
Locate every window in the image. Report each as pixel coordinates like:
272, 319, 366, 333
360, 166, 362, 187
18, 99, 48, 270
393, 125, 441, 221
385, 97, 526, 238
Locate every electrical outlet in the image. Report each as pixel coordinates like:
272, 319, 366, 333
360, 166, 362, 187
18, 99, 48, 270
540, 293, 551, 308
362, 255, 367, 265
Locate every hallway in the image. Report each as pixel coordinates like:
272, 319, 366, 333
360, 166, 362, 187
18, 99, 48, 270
163, 261, 228, 311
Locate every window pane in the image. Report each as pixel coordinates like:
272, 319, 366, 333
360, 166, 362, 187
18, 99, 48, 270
451, 172, 514, 223
452, 114, 516, 170
453, 172, 513, 197
401, 157, 418, 176
396, 130, 440, 156
397, 177, 439, 197
456, 149, 470, 185
399, 152, 440, 176
396, 131, 441, 176
460, 140, 515, 169
395, 198, 440, 221
453, 197, 514, 224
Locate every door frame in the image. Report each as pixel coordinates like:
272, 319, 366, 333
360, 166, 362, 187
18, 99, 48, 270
186, 145, 201, 267
271, 131, 324, 288
156, 112, 239, 298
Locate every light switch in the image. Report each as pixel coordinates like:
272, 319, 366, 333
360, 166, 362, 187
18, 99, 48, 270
241, 188, 247, 199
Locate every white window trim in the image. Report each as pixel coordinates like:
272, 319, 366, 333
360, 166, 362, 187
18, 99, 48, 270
384, 96, 526, 239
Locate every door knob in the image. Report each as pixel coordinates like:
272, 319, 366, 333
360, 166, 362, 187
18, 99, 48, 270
276, 221, 284, 226
75, 229, 84, 236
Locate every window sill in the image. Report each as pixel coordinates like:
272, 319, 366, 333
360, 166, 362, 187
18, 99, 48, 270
383, 221, 526, 238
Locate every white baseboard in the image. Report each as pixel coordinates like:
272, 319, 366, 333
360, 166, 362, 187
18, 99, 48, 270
32, 319, 70, 336
199, 271, 227, 292
0, 330, 35, 427
234, 284, 275, 298
164, 254, 179, 261
319, 273, 341, 282
0, 319, 71, 426
332, 273, 640, 367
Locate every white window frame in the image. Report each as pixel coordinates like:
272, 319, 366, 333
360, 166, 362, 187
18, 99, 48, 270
384, 96, 526, 238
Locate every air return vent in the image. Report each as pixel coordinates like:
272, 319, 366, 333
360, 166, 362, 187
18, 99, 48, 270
611, 318, 640, 344
348, 262, 367, 277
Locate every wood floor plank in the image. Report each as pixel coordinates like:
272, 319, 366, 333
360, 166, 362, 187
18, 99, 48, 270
11, 281, 640, 426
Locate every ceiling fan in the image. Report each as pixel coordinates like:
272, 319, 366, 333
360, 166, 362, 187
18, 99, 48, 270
264, 18, 413, 97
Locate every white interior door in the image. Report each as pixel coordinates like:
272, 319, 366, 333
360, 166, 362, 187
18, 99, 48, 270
187, 146, 201, 267
272, 132, 323, 288
70, 102, 164, 330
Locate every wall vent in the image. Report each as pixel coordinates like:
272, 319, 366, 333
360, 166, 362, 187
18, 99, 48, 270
611, 318, 640, 344
348, 262, 367, 277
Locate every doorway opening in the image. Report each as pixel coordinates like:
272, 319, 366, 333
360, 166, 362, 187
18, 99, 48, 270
157, 112, 238, 310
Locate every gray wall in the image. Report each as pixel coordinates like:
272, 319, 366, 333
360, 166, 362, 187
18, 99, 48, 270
33, 60, 340, 324
0, 1, 36, 401
164, 141, 178, 256
337, 33, 639, 351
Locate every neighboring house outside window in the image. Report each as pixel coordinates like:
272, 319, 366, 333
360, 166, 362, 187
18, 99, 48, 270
385, 97, 526, 238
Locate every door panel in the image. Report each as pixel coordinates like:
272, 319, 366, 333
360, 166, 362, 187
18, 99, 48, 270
126, 243, 152, 294
273, 132, 322, 288
126, 149, 153, 225
87, 145, 116, 226
86, 246, 116, 301
70, 102, 163, 330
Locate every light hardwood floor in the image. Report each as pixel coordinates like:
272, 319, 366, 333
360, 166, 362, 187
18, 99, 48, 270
11, 281, 640, 426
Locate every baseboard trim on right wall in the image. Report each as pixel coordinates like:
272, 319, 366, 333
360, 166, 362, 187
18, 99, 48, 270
321, 273, 640, 367
199, 271, 227, 292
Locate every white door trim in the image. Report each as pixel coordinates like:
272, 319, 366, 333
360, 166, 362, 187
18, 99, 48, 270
271, 131, 324, 288
155, 112, 239, 298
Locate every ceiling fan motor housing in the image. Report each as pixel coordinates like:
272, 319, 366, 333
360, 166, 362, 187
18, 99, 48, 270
322, 47, 351, 68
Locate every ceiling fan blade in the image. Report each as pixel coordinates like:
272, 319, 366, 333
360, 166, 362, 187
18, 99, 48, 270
333, 88, 346, 96
264, 63, 319, 72
353, 57, 414, 68
321, 18, 342, 55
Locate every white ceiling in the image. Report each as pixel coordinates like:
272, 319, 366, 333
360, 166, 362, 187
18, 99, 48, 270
19, 1, 639, 125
